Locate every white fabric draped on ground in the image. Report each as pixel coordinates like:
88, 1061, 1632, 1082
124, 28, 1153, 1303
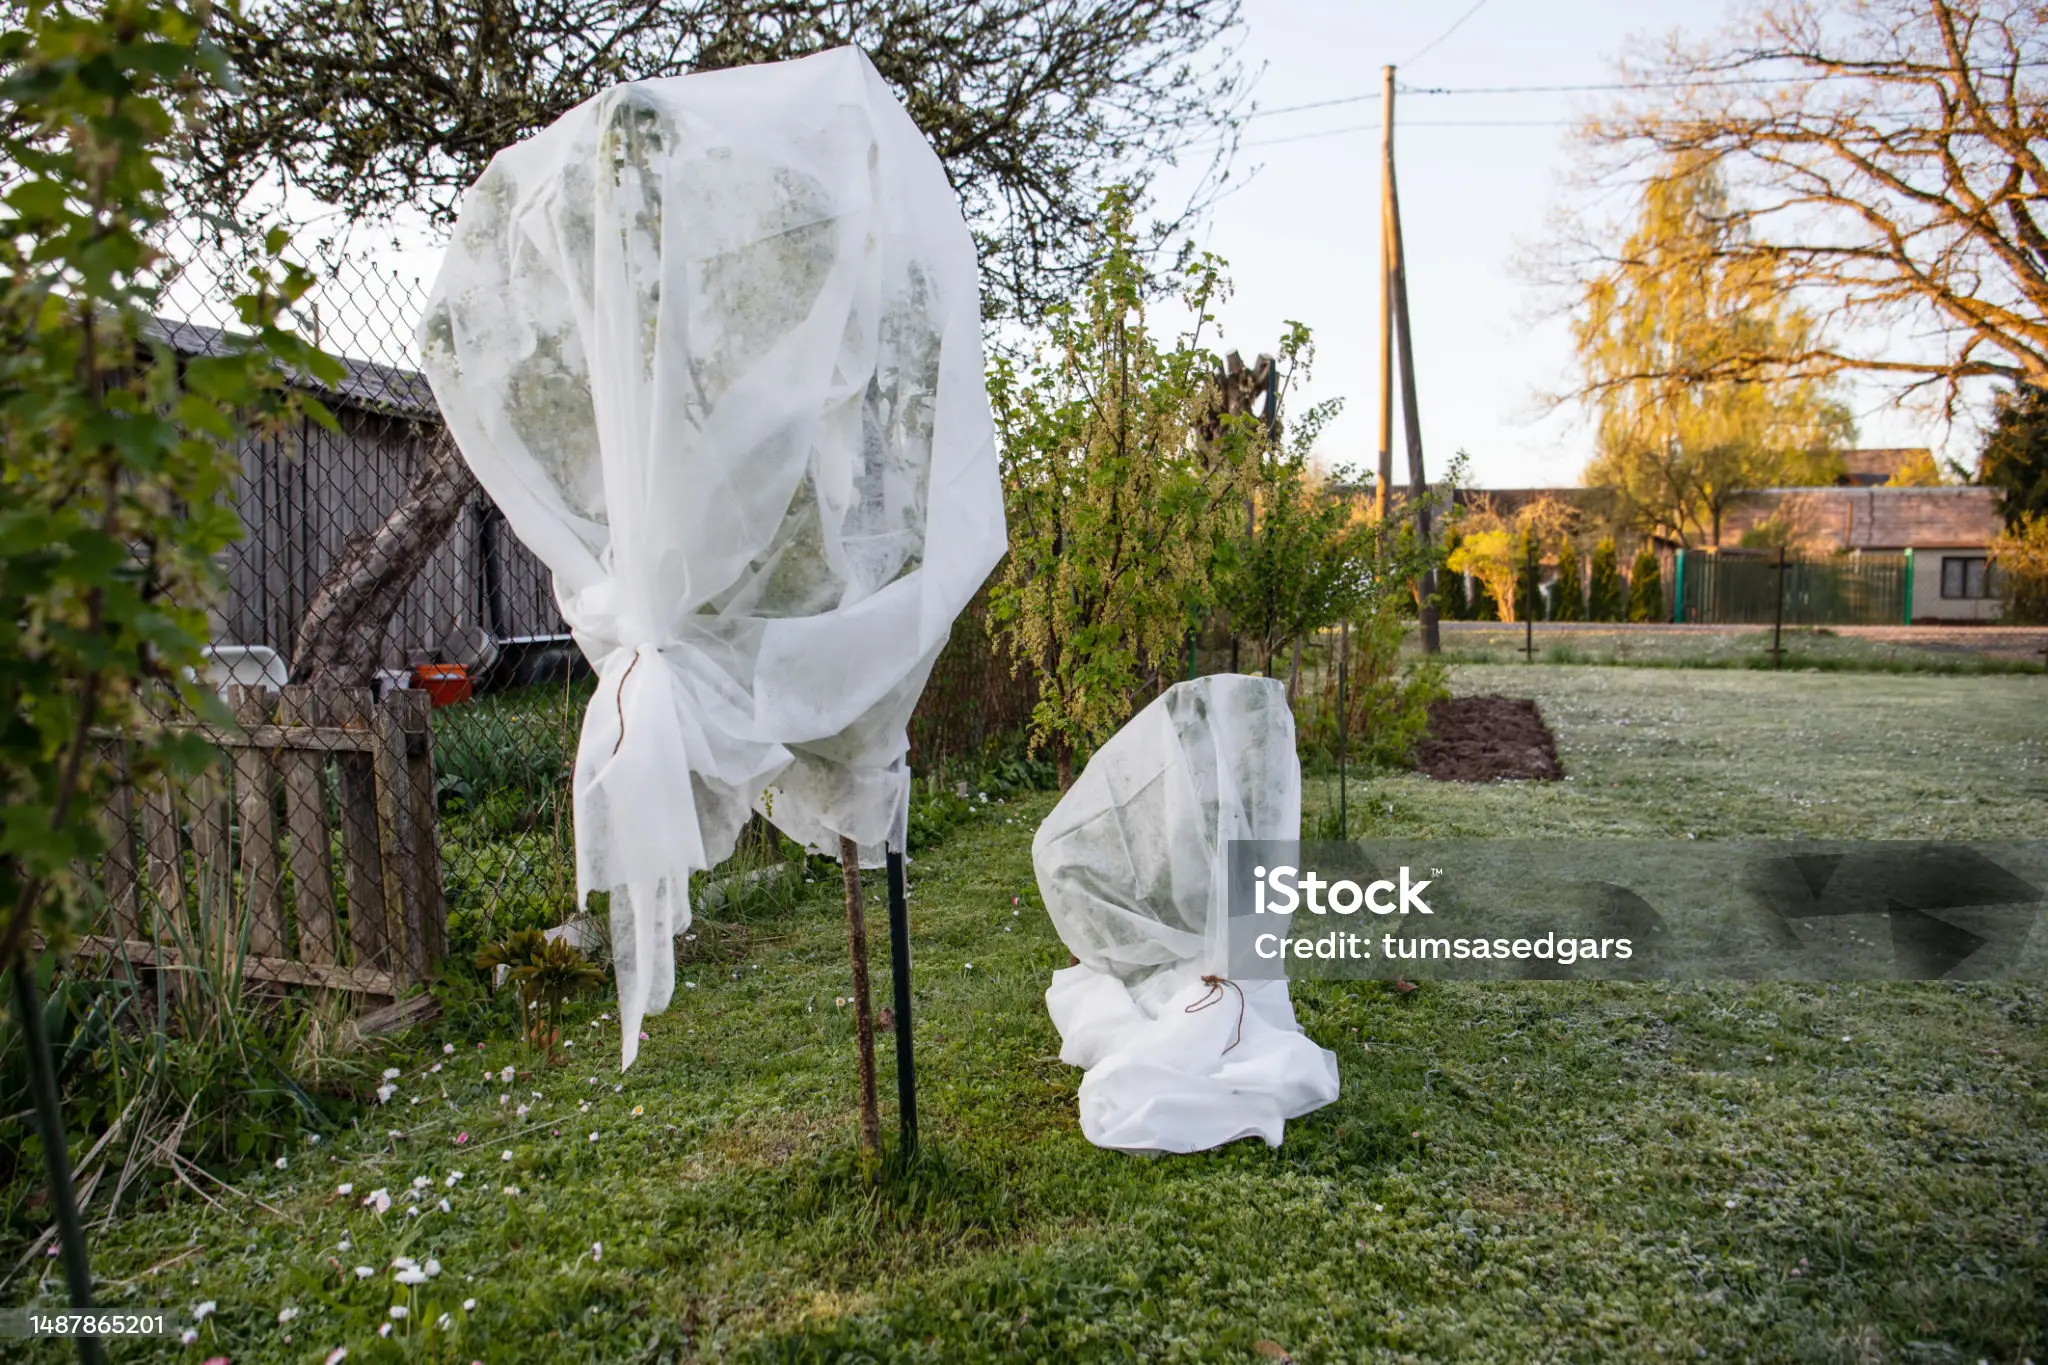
419, 47, 1004, 1068
1034, 676, 1340, 1152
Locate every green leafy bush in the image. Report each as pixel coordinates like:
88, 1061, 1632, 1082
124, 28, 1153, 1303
0, 0, 340, 964
1296, 606, 1448, 770
432, 682, 585, 813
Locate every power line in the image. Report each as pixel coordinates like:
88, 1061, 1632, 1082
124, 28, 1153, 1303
1403, 0, 1495, 68
1243, 118, 1575, 150
1405, 75, 1864, 95
1245, 64, 2048, 120
1243, 76, 1810, 122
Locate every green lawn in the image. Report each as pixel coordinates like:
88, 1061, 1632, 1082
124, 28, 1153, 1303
17, 668, 2048, 1363
1429, 623, 2048, 673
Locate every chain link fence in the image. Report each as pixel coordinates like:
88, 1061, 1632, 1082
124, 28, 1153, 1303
120, 221, 1035, 974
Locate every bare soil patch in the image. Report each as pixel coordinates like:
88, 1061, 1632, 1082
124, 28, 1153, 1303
1414, 695, 1564, 782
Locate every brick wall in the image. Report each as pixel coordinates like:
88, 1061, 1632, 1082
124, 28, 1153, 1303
1720, 486, 2001, 551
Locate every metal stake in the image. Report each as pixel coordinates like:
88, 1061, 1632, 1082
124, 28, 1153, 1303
10, 962, 106, 1365
885, 846, 918, 1159
1521, 536, 1538, 661
837, 838, 881, 1163
1771, 546, 1788, 669
1337, 619, 1349, 840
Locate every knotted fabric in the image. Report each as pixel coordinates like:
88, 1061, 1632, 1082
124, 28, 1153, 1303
420, 47, 1004, 1067
1034, 676, 1340, 1151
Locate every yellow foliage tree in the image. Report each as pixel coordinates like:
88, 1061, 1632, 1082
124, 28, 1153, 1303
1576, 162, 1853, 547
1445, 495, 1576, 623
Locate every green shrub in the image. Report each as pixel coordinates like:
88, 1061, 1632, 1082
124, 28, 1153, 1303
1587, 538, 1625, 621
1628, 546, 1666, 622
432, 682, 587, 812
1990, 511, 2048, 624
1435, 536, 1472, 620
1297, 605, 1448, 770
1553, 539, 1584, 620
442, 834, 573, 963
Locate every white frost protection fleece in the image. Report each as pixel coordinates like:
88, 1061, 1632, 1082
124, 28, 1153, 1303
419, 47, 1005, 1068
1033, 675, 1340, 1152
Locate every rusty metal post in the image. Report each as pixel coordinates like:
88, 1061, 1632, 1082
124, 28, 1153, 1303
838, 838, 881, 1163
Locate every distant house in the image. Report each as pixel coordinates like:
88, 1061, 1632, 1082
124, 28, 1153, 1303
1453, 467, 2007, 624
1832, 447, 1940, 487
154, 319, 568, 676
1719, 486, 2004, 622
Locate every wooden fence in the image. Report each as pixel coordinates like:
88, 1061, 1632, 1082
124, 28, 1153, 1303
87, 684, 447, 998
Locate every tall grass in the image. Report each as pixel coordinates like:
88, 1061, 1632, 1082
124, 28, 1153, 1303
0, 862, 368, 1275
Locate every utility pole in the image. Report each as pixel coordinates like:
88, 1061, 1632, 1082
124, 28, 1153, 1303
1375, 67, 1395, 524
1383, 65, 1441, 655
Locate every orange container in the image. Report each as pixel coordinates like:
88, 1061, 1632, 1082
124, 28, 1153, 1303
413, 663, 472, 707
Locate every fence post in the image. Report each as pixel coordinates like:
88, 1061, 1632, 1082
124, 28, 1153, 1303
230, 685, 287, 957
100, 739, 141, 944
1771, 546, 1787, 669
370, 695, 423, 986
1520, 536, 1537, 661
329, 688, 392, 970
1672, 549, 1687, 624
392, 689, 447, 969
1902, 547, 1915, 625
277, 686, 340, 966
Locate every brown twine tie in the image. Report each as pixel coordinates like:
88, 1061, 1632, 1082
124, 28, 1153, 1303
610, 649, 643, 756
1183, 974, 1246, 1055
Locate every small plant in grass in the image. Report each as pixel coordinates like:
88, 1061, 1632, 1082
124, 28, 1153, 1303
475, 929, 601, 1058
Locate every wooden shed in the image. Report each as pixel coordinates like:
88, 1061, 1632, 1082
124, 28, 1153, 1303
155, 319, 570, 677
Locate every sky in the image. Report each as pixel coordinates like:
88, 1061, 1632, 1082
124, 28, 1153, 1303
264, 0, 1986, 491
1150, 0, 1970, 488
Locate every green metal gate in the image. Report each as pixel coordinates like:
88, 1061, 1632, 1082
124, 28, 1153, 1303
1676, 550, 1908, 626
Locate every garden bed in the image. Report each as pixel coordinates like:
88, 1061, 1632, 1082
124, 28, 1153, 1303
1412, 694, 1564, 781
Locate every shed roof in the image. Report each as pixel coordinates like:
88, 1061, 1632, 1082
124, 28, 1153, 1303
148, 316, 440, 421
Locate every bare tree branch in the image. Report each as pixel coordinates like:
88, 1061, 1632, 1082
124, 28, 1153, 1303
185, 0, 1249, 326
1562, 0, 2048, 416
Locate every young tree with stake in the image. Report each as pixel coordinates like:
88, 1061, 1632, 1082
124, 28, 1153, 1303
990, 190, 1247, 786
